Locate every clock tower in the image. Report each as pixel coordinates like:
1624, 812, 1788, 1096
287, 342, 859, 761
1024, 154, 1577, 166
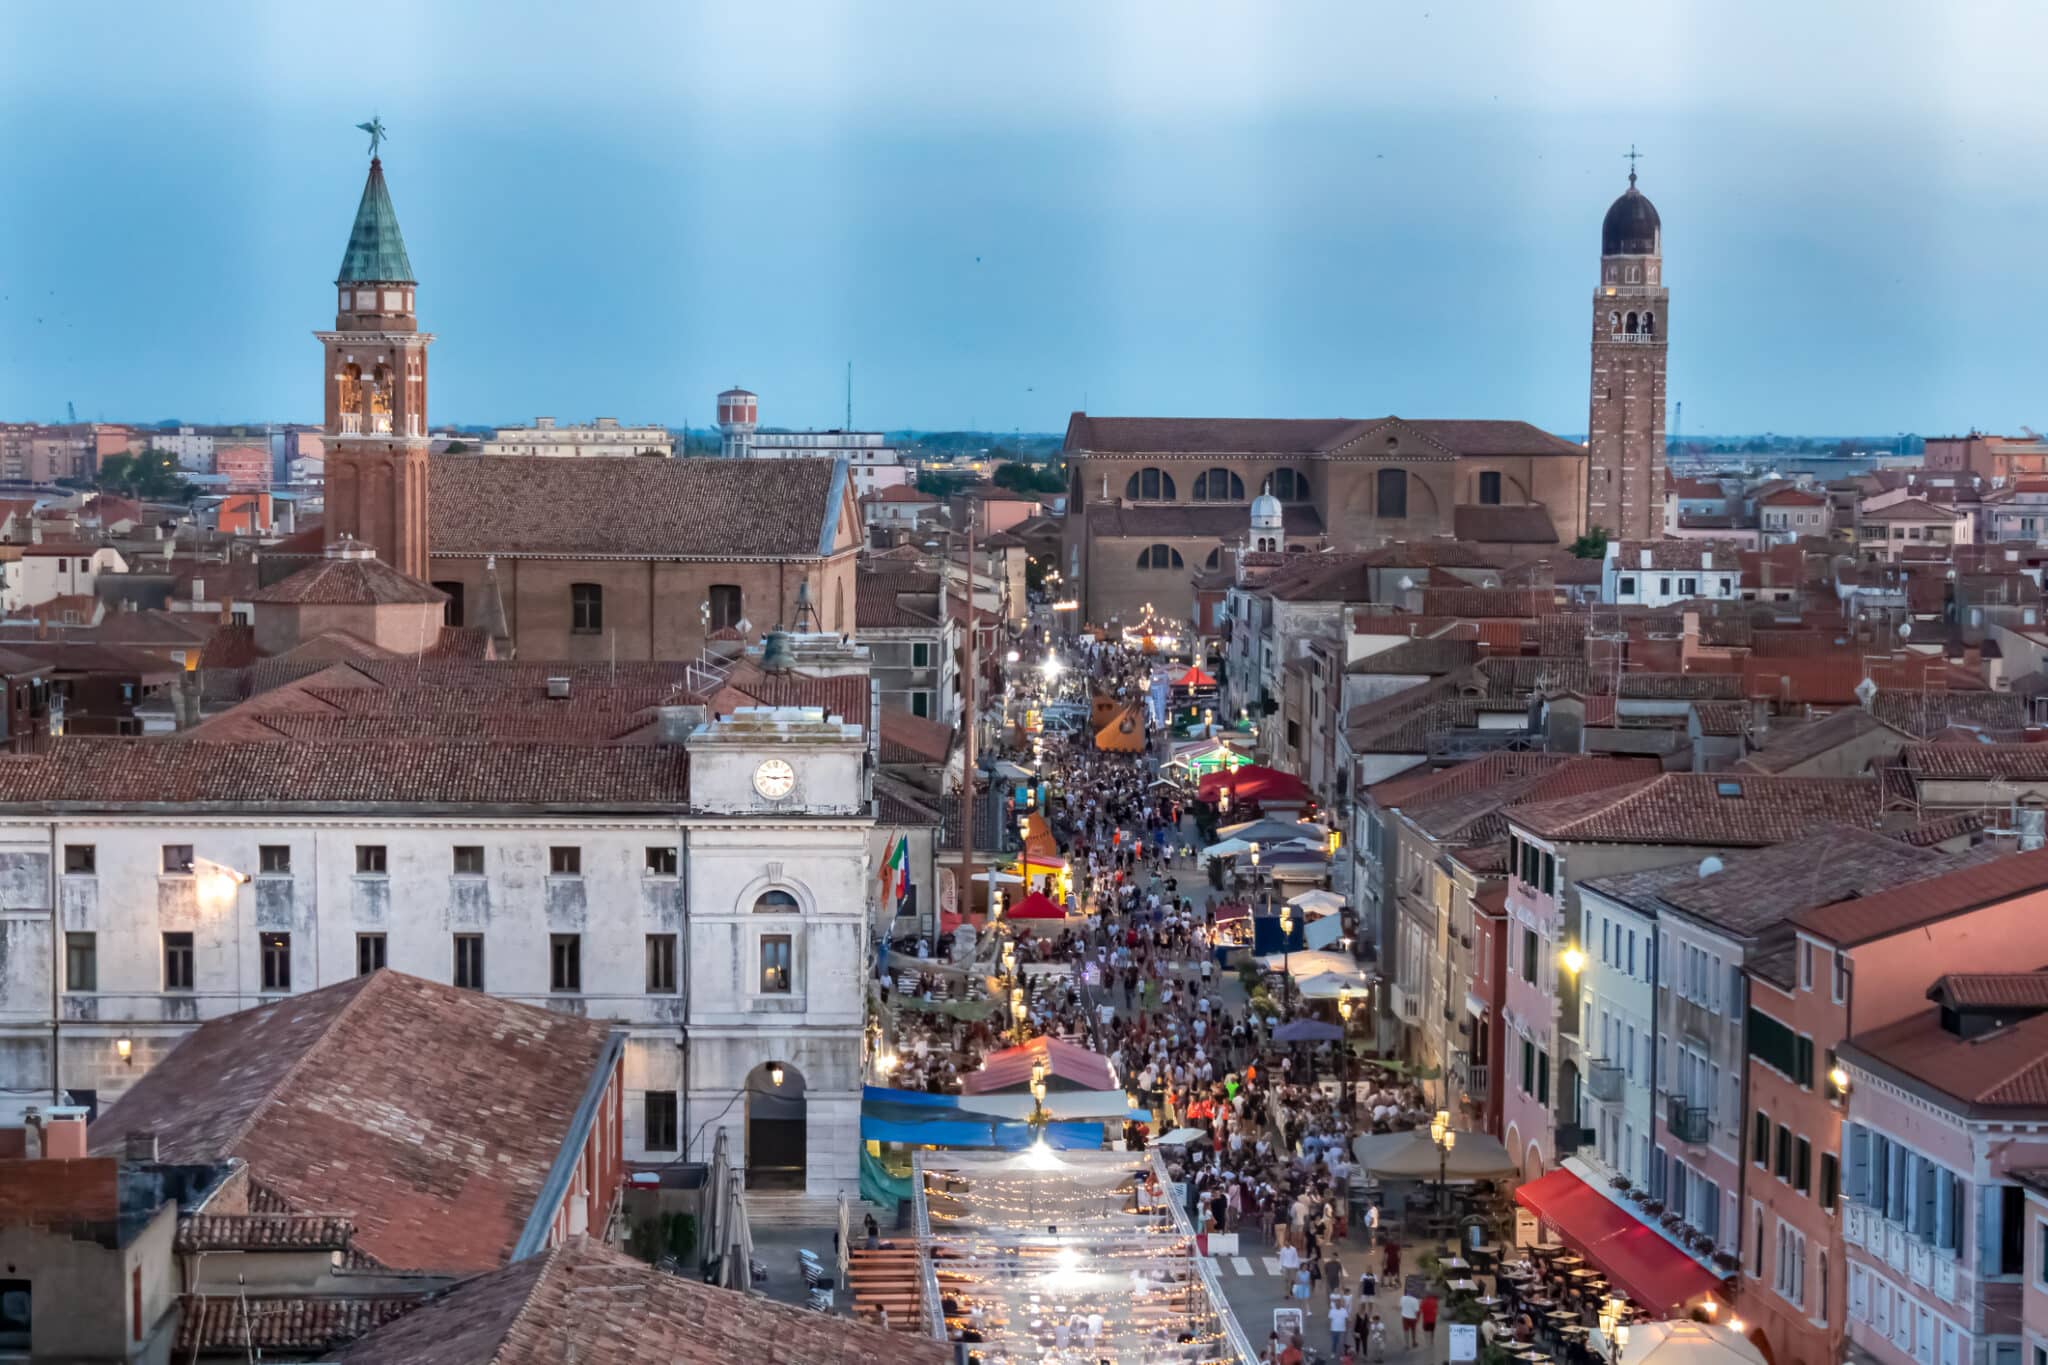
1586, 156, 1668, 543
316, 121, 434, 580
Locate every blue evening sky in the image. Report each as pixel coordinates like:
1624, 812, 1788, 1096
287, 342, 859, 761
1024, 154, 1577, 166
2, 2, 2043, 436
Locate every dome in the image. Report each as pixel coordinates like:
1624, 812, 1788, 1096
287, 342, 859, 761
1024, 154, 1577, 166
1602, 176, 1661, 256
1249, 491, 1283, 528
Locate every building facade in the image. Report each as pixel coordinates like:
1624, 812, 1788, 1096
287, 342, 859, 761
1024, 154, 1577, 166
481, 416, 674, 458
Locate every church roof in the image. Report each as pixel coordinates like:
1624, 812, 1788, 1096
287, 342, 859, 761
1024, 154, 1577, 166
337, 159, 416, 284
1602, 175, 1661, 256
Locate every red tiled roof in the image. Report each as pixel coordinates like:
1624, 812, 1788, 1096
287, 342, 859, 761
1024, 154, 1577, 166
1930, 972, 2048, 1009
176, 1214, 356, 1252
1859, 498, 1959, 523
1760, 489, 1829, 507
867, 483, 937, 503
90, 972, 618, 1273
177, 1295, 416, 1355
334, 1238, 953, 1365
1842, 1008, 2048, 1112
1901, 742, 2048, 780
0, 737, 692, 807
429, 455, 844, 559
1610, 540, 1746, 570
1507, 773, 1882, 847
1419, 587, 1562, 618
1453, 503, 1560, 544
879, 706, 956, 764
1794, 846, 2048, 945
248, 554, 446, 606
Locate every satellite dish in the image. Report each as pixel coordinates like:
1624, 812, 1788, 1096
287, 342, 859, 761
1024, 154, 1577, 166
1698, 856, 1725, 878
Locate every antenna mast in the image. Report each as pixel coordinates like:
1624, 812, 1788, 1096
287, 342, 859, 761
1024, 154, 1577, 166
845, 362, 853, 431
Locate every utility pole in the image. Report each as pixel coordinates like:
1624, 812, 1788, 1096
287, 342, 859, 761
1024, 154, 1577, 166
845, 362, 853, 431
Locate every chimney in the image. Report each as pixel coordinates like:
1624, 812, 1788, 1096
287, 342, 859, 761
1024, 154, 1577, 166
124, 1130, 160, 1163
1639, 548, 1652, 569
546, 676, 571, 700
42, 1115, 86, 1160
657, 704, 706, 744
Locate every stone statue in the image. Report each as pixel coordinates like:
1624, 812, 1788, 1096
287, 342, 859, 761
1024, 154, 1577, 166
356, 116, 388, 159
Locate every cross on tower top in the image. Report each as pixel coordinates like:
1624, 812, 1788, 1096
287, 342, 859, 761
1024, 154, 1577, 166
1624, 143, 1644, 186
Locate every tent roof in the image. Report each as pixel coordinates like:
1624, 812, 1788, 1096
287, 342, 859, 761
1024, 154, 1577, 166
959, 1036, 1116, 1095
1351, 1128, 1516, 1182
1198, 764, 1310, 803
1175, 665, 1218, 688
1007, 891, 1067, 920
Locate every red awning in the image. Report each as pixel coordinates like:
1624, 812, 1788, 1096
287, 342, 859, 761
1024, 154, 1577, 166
1196, 764, 1311, 805
1176, 665, 1218, 689
1514, 1169, 1726, 1315
1007, 891, 1067, 920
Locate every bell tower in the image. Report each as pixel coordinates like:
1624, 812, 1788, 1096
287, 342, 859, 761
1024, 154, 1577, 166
1586, 151, 1668, 543
316, 118, 433, 580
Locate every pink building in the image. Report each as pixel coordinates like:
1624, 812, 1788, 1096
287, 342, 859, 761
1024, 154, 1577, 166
1838, 974, 2048, 1365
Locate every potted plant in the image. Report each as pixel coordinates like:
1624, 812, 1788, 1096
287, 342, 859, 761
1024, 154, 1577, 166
1610, 1175, 1632, 1192
1712, 1250, 1741, 1272
1639, 1197, 1663, 1214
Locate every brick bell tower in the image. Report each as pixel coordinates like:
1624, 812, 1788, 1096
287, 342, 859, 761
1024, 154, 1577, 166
316, 119, 433, 579
1586, 152, 1668, 543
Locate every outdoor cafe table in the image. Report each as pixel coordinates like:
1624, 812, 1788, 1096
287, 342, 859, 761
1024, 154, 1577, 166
1448, 1279, 1480, 1293
1443, 1257, 1470, 1271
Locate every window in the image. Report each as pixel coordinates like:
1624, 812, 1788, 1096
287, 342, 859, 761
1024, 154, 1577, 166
356, 844, 388, 875
257, 844, 291, 875
550, 934, 582, 992
1774, 1220, 1807, 1307
0, 1278, 27, 1351
1520, 1037, 1536, 1094
755, 889, 800, 913
452, 845, 485, 876
1124, 468, 1176, 501
761, 934, 793, 993
550, 846, 582, 875
356, 932, 386, 976
1619, 575, 1636, 596
911, 691, 930, 718
1536, 1049, 1550, 1105
161, 844, 194, 875
63, 844, 95, 875
645, 1090, 679, 1152
1776, 1125, 1792, 1180
163, 932, 194, 991
434, 580, 465, 627
1192, 468, 1245, 501
453, 934, 485, 990
1270, 468, 1309, 501
1796, 1136, 1812, 1194
1375, 468, 1407, 518
64, 932, 95, 992
1821, 1152, 1839, 1211
1754, 1110, 1771, 1168
1800, 941, 1814, 990
1136, 543, 1185, 570
708, 583, 743, 631
1478, 471, 1502, 505
911, 641, 932, 668
1679, 577, 1697, 596
646, 846, 678, 876
571, 582, 604, 634
647, 934, 678, 993
1521, 928, 1538, 984
1832, 953, 1849, 1003
260, 932, 290, 992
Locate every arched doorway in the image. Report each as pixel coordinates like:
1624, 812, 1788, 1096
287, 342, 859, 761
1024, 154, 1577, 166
745, 1061, 807, 1190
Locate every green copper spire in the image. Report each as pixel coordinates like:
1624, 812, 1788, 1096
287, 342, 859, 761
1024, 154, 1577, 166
336, 153, 415, 285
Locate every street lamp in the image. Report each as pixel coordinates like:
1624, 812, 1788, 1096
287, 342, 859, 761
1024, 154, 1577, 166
1278, 902, 1294, 1012
1599, 1295, 1631, 1364
1560, 945, 1587, 975
1430, 1108, 1456, 1250
1010, 985, 1028, 1044
1006, 649, 1020, 664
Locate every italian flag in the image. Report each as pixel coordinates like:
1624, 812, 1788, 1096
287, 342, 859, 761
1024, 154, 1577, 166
880, 834, 906, 900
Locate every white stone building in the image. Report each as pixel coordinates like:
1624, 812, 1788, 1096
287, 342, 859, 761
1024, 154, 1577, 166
0, 704, 873, 1193
1, 544, 128, 614
481, 416, 674, 458
1574, 877, 1662, 1188
1601, 541, 1742, 607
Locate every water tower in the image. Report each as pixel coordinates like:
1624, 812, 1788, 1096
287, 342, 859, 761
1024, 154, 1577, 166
716, 386, 758, 458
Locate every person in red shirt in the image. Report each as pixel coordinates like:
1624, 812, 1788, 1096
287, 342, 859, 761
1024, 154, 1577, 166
1421, 1292, 1440, 1345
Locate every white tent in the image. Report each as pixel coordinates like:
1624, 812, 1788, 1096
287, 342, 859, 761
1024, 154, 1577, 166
1201, 837, 1254, 859
1350, 1127, 1516, 1182
1295, 970, 1368, 999
971, 869, 1025, 885
1287, 889, 1346, 916
1591, 1321, 1771, 1365
1257, 948, 1371, 982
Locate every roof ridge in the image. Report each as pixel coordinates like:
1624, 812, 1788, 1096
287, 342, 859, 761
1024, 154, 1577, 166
489, 1242, 569, 1362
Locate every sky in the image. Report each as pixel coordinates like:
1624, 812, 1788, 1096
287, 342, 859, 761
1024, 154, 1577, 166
3, 2, 2046, 437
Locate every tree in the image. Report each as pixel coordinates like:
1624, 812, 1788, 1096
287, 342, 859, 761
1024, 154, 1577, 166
97, 450, 197, 502
991, 460, 1065, 496
917, 469, 974, 500
1568, 527, 1610, 559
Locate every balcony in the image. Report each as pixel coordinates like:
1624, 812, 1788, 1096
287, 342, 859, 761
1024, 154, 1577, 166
1464, 1065, 1488, 1098
1555, 1123, 1592, 1156
340, 412, 362, 435
1587, 1063, 1625, 1103
1666, 1097, 1711, 1145
1673, 993, 1716, 1043
1427, 729, 1534, 761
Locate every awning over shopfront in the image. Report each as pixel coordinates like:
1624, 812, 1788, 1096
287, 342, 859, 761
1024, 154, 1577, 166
1514, 1167, 1727, 1316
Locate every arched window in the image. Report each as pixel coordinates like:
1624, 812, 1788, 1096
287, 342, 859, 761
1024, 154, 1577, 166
1136, 544, 1185, 570
1270, 468, 1310, 501
1375, 469, 1407, 519
1124, 468, 1177, 501
1641, 311, 1655, 337
1204, 547, 1224, 569
1625, 311, 1639, 335
1191, 468, 1244, 502
1609, 311, 1621, 333
754, 890, 800, 913
1256, 537, 1275, 553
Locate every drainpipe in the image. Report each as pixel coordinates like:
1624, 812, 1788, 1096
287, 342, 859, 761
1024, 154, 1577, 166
48, 821, 59, 1105
678, 823, 693, 1160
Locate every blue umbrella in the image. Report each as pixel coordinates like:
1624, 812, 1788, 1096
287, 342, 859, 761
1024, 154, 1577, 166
1273, 1019, 1345, 1043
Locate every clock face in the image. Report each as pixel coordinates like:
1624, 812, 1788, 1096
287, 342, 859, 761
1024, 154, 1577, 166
753, 758, 796, 801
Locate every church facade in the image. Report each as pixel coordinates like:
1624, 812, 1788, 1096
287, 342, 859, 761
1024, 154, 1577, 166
316, 151, 862, 656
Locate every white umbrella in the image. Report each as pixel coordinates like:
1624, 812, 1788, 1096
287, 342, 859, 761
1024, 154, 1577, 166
1202, 837, 1254, 859
972, 869, 1025, 884
1593, 1321, 1770, 1365
1288, 889, 1346, 915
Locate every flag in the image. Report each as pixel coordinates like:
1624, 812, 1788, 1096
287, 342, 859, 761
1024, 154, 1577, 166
880, 834, 905, 897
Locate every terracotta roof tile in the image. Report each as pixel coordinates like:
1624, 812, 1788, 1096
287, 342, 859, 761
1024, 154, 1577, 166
334, 1238, 955, 1365
91, 972, 618, 1273
1842, 1008, 2048, 1112
248, 554, 447, 606
177, 1295, 415, 1354
1507, 773, 1882, 847
879, 706, 956, 764
1454, 503, 1560, 544
1794, 846, 2048, 945
1930, 972, 2048, 1009
1901, 742, 2048, 781
176, 1213, 356, 1252
429, 455, 844, 559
